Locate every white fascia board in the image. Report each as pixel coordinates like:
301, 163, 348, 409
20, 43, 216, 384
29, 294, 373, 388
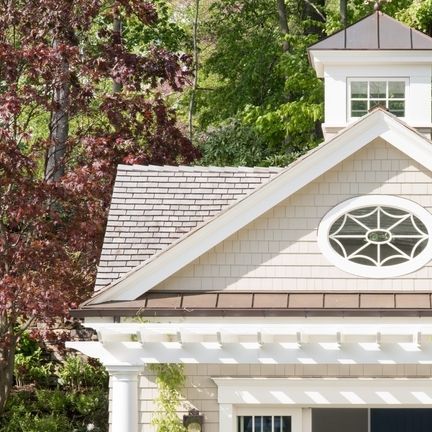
380, 116, 432, 171
213, 377, 432, 407
91, 113, 387, 304
309, 50, 432, 77
90, 111, 432, 304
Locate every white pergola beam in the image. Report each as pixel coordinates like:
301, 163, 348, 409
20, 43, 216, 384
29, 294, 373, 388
96, 329, 430, 347
68, 321, 432, 366
67, 340, 432, 365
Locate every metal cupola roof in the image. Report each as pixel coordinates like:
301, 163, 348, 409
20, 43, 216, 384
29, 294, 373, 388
309, 11, 432, 51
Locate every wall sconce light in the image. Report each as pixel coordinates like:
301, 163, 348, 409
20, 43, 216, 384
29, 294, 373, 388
183, 409, 204, 432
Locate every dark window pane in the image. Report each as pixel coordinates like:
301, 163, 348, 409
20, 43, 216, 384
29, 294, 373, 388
381, 207, 406, 216
381, 255, 407, 266
329, 239, 345, 257
340, 238, 369, 258
350, 207, 378, 227
351, 100, 367, 117
243, 416, 253, 432
350, 207, 377, 218
388, 81, 405, 98
413, 216, 427, 234
282, 416, 291, 432
380, 209, 406, 230
369, 100, 386, 110
263, 416, 272, 432
391, 216, 425, 236
370, 81, 386, 98
274, 416, 281, 432
371, 409, 432, 432
255, 416, 262, 432
329, 216, 345, 235
388, 100, 405, 117
351, 81, 367, 98
380, 243, 406, 265
312, 409, 368, 432
351, 111, 368, 117
331, 214, 368, 235
350, 243, 377, 264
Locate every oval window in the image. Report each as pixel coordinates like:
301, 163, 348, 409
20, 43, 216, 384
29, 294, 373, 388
317, 196, 432, 278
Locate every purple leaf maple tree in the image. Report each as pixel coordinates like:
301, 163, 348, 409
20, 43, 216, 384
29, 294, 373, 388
0, 0, 199, 413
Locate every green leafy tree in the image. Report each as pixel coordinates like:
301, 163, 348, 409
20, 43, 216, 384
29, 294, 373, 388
0, 0, 198, 415
193, 0, 325, 166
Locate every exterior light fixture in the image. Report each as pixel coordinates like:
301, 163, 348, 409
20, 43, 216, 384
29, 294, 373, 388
183, 409, 204, 432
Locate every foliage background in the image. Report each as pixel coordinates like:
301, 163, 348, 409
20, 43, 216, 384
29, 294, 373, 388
3, 0, 432, 430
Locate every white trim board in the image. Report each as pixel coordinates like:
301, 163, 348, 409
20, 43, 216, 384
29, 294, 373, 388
309, 51, 432, 77
87, 109, 432, 304
66, 340, 432, 365
213, 377, 432, 407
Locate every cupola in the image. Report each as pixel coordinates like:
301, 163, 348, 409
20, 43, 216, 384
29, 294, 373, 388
309, 11, 432, 139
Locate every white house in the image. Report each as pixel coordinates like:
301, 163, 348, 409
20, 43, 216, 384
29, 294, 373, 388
69, 11, 432, 432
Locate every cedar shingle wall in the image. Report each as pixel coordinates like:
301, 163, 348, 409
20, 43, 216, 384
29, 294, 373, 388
155, 138, 432, 292
138, 363, 432, 432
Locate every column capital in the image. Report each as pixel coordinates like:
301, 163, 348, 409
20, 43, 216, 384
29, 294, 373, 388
105, 365, 143, 374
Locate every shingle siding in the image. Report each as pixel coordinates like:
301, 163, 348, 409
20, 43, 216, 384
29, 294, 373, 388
95, 165, 281, 290
155, 138, 432, 292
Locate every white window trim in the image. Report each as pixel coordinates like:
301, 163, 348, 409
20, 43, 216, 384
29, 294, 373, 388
317, 195, 432, 278
347, 77, 409, 122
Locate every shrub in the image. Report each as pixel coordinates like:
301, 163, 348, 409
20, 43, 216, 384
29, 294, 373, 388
57, 355, 108, 391
1, 337, 109, 432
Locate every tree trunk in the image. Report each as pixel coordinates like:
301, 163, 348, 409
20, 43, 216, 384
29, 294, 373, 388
113, 11, 122, 93
0, 334, 16, 415
277, 0, 290, 52
45, 39, 69, 182
188, 0, 200, 141
303, 0, 326, 37
340, 0, 347, 28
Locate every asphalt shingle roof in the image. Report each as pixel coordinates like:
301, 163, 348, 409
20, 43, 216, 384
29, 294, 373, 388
95, 165, 282, 290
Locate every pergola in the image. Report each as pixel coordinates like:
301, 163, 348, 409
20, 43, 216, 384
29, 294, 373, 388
67, 318, 432, 432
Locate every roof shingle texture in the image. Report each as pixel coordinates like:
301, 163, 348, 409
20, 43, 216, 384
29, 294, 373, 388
95, 165, 282, 290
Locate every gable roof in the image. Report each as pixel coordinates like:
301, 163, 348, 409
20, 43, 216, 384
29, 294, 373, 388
95, 165, 281, 289
309, 11, 432, 51
82, 108, 432, 306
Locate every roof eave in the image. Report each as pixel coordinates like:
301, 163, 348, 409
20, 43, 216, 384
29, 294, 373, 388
70, 307, 432, 319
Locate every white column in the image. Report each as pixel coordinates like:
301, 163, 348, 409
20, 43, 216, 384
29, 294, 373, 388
302, 408, 312, 432
219, 403, 235, 432
107, 366, 142, 432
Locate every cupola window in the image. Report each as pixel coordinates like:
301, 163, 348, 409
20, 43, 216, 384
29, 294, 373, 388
318, 196, 432, 277
349, 79, 407, 119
